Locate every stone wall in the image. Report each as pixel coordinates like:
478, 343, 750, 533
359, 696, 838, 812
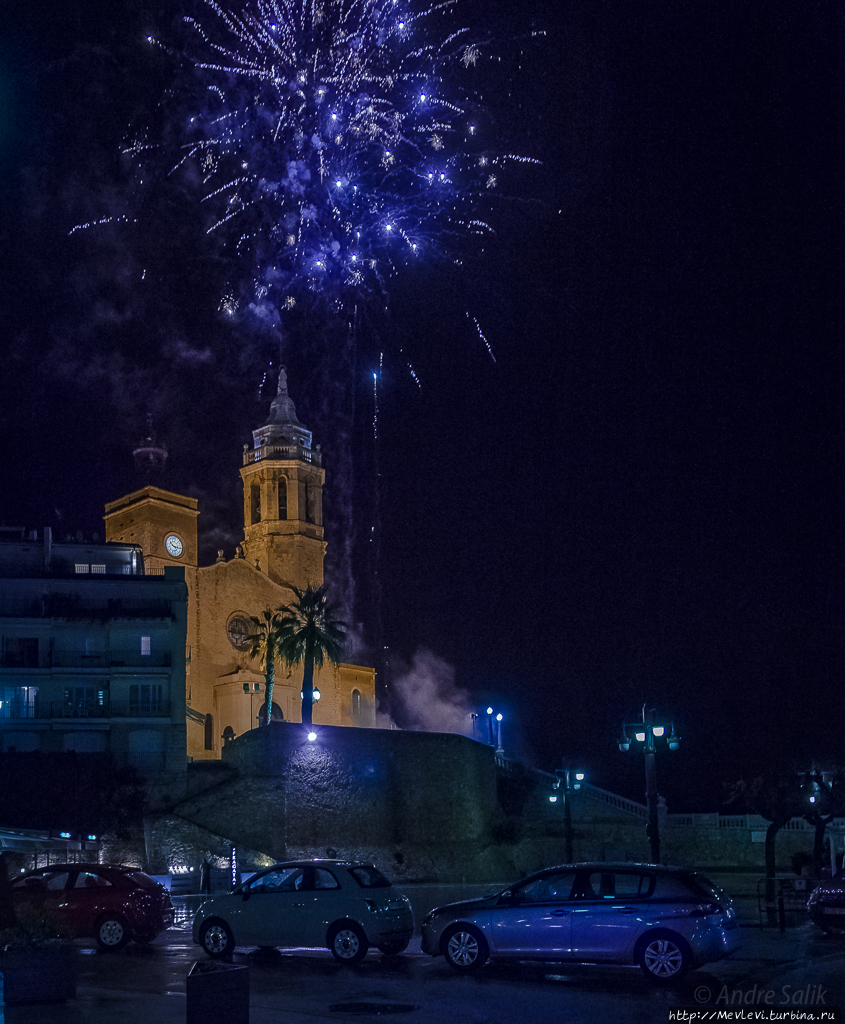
147, 723, 512, 881
141, 725, 843, 883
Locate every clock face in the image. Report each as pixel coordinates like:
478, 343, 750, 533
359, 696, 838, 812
165, 534, 183, 557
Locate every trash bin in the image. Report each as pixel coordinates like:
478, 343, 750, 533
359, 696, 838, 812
187, 960, 249, 1024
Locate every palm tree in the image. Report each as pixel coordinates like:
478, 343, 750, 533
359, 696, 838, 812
245, 609, 287, 727
276, 585, 347, 727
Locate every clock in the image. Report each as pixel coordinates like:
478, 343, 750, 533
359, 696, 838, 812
165, 534, 183, 558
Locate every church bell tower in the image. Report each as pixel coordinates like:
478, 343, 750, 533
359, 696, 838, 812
239, 367, 326, 590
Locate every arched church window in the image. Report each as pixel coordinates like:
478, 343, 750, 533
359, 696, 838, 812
256, 701, 284, 725
250, 483, 261, 525
278, 477, 287, 520
204, 713, 214, 750
351, 689, 361, 718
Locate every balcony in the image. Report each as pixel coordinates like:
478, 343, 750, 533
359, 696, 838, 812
0, 650, 172, 670
0, 597, 173, 620
243, 442, 322, 467
0, 700, 172, 720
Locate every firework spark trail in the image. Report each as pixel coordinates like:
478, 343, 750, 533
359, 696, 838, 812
466, 311, 496, 363
123, 0, 538, 327
69, 215, 138, 235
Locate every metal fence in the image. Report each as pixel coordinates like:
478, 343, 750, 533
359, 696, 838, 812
756, 876, 812, 929
0, 597, 173, 619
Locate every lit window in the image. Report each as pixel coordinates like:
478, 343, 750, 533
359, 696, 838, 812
141, 636, 151, 656
352, 689, 361, 717
75, 564, 89, 574
91, 564, 106, 574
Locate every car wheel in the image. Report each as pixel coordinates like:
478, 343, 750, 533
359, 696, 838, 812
329, 922, 369, 963
636, 930, 691, 982
378, 939, 410, 956
442, 924, 489, 972
199, 919, 235, 958
95, 914, 129, 950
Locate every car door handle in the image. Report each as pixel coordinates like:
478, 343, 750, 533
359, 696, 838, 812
551, 909, 570, 916
616, 907, 639, 913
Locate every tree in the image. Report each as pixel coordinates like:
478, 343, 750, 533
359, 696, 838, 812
800, 768, 845, 879
728, 765, 845, 899
245, 608, 288, 727
727, 771, 805, 902
276, 586, 347, 727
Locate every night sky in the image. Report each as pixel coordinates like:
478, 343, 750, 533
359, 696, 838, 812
0, 0, 842, 811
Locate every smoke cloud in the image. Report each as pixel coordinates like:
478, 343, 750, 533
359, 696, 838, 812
388, 648, 472, 736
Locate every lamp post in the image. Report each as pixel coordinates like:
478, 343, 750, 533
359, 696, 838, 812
799, 766, 837, 879
549, 768, 585, 862
617, 705, 680, 864
484, 707, 505, 756
242, 681, 260, 729
470, 713, 478, 741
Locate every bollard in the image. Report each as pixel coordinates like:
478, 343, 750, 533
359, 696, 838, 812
187, 961, 249, 1024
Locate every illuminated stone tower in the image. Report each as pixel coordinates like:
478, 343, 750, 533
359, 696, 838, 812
239, 367, 326, 590
103, 487, 199, 574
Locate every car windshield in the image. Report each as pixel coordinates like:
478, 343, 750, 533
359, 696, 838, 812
348, 866, 391, 889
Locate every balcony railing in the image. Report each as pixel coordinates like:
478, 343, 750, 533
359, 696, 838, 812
243, 443, 322, 467
0, 597, 173, 620
0, 650, 172, 670
0, 700, 172, 720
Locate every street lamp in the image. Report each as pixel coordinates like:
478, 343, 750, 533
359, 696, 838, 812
799, 766, 838, 878
242, 681, 261, 729
484, 707, 505, 756
617, 705, 680, 864
549, 767, 586, 862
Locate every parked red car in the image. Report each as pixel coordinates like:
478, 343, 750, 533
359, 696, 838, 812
10, 863, 174, 948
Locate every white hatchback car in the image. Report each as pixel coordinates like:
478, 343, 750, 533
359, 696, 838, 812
193, 860, 414, 962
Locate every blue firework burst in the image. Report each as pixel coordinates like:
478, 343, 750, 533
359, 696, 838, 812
127, 0, 537, 322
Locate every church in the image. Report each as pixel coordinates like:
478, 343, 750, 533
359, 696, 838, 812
102, 368, 377, 760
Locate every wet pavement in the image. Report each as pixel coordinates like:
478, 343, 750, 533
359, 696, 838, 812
2, 895, 844, 1023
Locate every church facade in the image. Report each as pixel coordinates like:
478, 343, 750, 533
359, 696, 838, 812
103, 369, 376, 760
